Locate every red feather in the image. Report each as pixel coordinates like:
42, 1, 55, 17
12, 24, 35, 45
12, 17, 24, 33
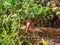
25, 20, 32, 33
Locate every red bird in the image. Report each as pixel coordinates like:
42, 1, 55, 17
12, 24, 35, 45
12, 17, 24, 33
25, 19, 32, 33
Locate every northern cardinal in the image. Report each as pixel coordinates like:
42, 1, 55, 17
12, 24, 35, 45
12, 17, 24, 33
25, 19, 32, 33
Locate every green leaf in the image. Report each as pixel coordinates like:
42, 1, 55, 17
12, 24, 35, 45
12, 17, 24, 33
11, 0, 16, 6
47, 16, 50, 19
56, 12, 60, 15
52, 7, 58, 12
3, 1, 11, 6
42, 38, 48, 45
3, 14, 7, 20
30, 12, 34, 18
47, 2, 50, 7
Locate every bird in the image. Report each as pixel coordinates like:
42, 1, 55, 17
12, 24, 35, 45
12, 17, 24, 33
25, 19, 32, 33
20, 19, 40, 33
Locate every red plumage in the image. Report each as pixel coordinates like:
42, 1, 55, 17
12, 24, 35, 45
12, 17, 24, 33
25, 19, 32, 33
